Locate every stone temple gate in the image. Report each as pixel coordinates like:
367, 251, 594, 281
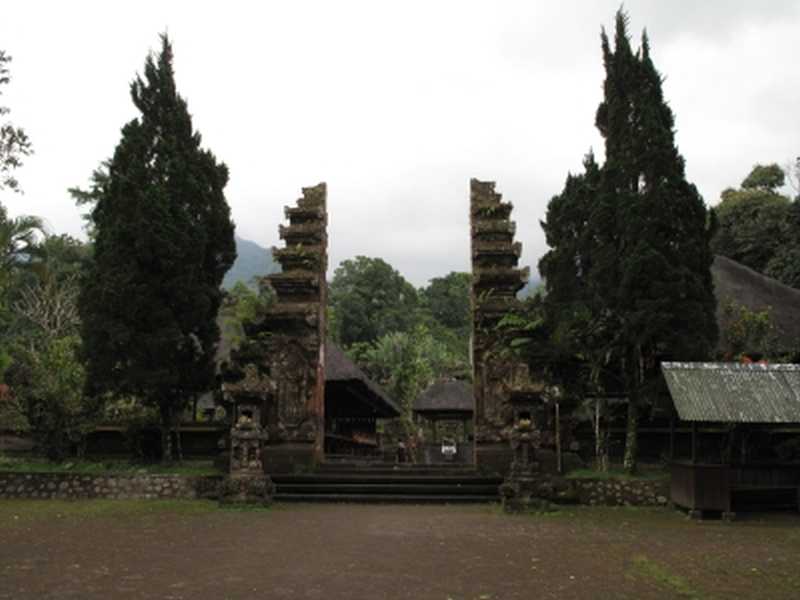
223, 179, 541, 475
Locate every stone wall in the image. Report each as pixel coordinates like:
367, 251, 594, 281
0, 472, 222, 501
570, 478, 670, 507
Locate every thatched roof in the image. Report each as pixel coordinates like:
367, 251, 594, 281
712, 255, 800, 354
662, 362, 800, 423
325, 342, 400, 417
414, 380, 474, 414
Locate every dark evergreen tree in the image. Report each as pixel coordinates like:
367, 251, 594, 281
79, 35, 236, 461
540, 11, 717, 473
597, 12, 717, 473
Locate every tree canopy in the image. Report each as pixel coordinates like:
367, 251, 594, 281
538, 10, 717, 473
78, 35, 236, 460
0, 50, 32, 193
712, 163, 800, 289
420, 271, 471, 331
329, 256, 419, 347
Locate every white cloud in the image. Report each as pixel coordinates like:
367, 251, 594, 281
1, 1, 797, 285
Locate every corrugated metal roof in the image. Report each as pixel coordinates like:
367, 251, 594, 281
661, 362, 800, 423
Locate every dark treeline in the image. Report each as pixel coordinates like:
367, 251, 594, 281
1, 10, 798, 467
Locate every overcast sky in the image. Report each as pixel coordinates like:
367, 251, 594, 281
1, 1, 798, 286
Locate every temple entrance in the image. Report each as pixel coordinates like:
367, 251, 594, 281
227, 179, 532, 476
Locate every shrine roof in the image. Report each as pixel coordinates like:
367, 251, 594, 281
662, 362, 800, 423
414, 379, 474, 414
325, 342, 401, 417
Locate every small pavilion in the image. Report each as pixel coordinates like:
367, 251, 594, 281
662, 361, 800, 518
324, 343, 400, 459
413, 379, 475, 464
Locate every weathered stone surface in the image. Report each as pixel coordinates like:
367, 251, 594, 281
470, 179, 530, 454
222, 183, 328, 474
0, 472, 222, 501
570, 478, 670, 507
218, 474, 274, 506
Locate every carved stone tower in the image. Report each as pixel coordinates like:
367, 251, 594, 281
260, 183, 328, 472
470, 178, 530, 473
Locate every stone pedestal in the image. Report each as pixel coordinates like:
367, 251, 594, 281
500, 420, 556, 513
219, 474, 274, 506
219, 401, 273, 506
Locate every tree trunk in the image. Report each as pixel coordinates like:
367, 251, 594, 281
595, 397, 609, 472
176, 417, 183, 464
555, 400, 562, 474
160, 404, 173, 463
623, 393, 638, 475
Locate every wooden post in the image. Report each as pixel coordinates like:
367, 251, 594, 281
594, 398, 600, 468
669, 415, 675, 460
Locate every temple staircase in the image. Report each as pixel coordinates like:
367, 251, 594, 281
272, 463, 502, 504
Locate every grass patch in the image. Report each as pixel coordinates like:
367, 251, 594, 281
565, 466, 668, 481
0, 499, 219, 528
0, 456, 220, 476
629, 555, 707, 599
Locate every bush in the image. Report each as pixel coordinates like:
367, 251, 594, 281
6, 336, 102, 461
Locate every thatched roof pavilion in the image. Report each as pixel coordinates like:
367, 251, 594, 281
325, 342, 400, 418
413, 379, 474, 419
712, 255, 800, 356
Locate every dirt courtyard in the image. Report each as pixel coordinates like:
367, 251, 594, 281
1, 500, 798, 600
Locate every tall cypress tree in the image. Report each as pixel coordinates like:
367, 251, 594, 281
597, 11, 717, 473
79, 35, 236, 461
540, 11, 717, 473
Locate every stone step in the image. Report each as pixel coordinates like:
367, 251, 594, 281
274, 493, 498, 504
316, 464, 484, 475
276, 483, 499, 495
272, 474, 503, 485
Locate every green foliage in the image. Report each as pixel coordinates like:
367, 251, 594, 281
539, 9, 717, 474
0, 50, 32, 193
227, 280, 274, 326
68, 162, 109, 238
741, 163, 785, 192
217, 280, 275, 367
103, 397, 162, 460
0, 204, 44, 284
349, 324, 469, 435
77, 35, 236, 461
5, 335, 100, 460
719, 300, 778, 361
712, 165, 800, 289
420, 271, 471, 331
0, 381, 28, 432
0, 228, 91, 450
329, 256, 419, 347
629, 555, 704, 599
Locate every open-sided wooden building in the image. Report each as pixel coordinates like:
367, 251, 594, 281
324, 343, 400, 459
662, 362, 800, 518
413, 379, 474, 464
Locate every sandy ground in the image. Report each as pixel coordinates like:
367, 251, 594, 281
1, 501, 799, 599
